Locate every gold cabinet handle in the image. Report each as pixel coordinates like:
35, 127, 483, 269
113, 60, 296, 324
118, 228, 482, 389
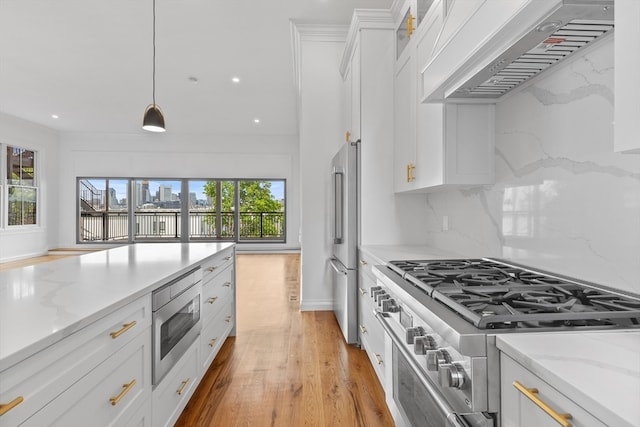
223, 282, 232, 287
0, 396, 24, 416
359, 288, 367, 296
208, 337, 218, 347
223, 256, 232, 261
225, 315, 232, 323
176, 378, 190, 395
110, 321, 136, 339
345, 130, 351, 142
406, 164, 416, 182
207, 266, 218, 272
374, 353, 383, 365
513, 381, 573, 427
406, 14, 415, 38
359, 325, 368, 334
207, 296, 218, 304
359, 259, 367, 265
109, 379, 136, 406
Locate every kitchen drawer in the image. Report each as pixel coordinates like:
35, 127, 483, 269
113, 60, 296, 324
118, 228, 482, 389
22, 327, 151, 427
0, 295, 151, 426
500, 353, 608, 427
201, 264, 234, 322
152, 338, 200, 427
201, 248, 234, 283
123, 397, 151, 427
358, 249, 378, 283
360, 318, 386, 387
199, 298, 234, 373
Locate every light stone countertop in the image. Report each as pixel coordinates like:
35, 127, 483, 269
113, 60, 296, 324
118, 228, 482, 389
496, 331, 640, 427
359, 244, 463, 265
0, 242, 234, 372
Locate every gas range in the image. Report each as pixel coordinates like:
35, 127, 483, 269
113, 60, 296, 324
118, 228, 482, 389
371, 258, 640, 427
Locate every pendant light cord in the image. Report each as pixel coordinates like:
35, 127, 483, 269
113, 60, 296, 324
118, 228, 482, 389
152, 0, 156, 106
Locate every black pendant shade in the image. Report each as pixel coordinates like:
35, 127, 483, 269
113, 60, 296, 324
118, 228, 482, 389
142, 104, 165, 132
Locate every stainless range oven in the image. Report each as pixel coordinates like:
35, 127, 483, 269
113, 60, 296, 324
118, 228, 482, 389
152, 267, 202, 385
372, 258, 640, 427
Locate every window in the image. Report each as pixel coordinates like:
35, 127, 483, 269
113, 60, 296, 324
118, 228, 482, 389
77, 178, 286, 244
6, 146, 38, 226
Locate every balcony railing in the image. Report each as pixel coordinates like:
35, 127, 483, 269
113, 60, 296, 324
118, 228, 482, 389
80, 211, 284, 242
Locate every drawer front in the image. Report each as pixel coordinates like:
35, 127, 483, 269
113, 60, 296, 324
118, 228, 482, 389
0, 295, 151, 426
201, 265, 234, 322
358, 250, 377, 283
22, 328, 151, 427
199, 300, 234, 372
152, 339, 200, 427
360, 331, 386, 387
500, 354, 607, 427
360, 307, 385, 383
201, 249, 234, 283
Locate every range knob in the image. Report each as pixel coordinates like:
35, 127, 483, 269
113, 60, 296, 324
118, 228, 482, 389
414, 335, 437, 355
377, 293, 391, 306
372, 289, 386, 302
370, 286, 382, 298
382, 298, 399, 313
426, 349, 451, 371
405, 326, 425, 344
438, 362, 466, 389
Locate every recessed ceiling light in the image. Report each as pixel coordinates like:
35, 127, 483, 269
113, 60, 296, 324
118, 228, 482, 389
188, 76, 199, 84
232, 77, 240, 83
253, 118, 260, 124
51, 114, 59, 119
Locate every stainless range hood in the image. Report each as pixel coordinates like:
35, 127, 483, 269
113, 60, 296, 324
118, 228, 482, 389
422, 0, 614, 103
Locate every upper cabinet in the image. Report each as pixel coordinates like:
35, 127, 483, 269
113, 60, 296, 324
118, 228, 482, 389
614, 0, 640, 154
393, 0, 494, 193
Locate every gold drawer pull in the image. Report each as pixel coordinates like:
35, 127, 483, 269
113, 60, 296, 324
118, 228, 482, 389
223, 282, 232, 287
207, 297, 218, 304
0, 396, 24, 416
225, 315, 232, 323
359, 325, 367, 334
109, 379, 136, 406
359, 288, 367, 296
374, 354, 383, 365
208, 337, 218, 347
513, 381, 573, 427
110, 321, 136, 339
359, 259, 367, 265
207, 266, 218, 272
176, 378, 190, 395
224, 256, 232, 261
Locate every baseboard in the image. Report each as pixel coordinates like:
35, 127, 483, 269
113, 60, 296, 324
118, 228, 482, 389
299, 300, 333, 312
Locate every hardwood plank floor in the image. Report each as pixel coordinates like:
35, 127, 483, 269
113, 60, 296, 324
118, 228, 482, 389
175, 253, 394, 427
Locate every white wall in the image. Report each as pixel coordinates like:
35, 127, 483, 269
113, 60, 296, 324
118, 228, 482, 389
56, 132, 300, 251
0, 113, 59, 262
418, 39, 640, 295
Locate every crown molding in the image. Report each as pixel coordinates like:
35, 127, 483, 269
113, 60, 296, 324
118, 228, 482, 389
339, 9, 394, 77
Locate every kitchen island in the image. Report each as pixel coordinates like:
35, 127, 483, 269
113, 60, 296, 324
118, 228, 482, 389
0, 242, 235, 426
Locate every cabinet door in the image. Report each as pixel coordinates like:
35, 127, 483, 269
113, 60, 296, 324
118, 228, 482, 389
500, 354, 607, 427
393, 51, 417, 193
350, 42, 361, 142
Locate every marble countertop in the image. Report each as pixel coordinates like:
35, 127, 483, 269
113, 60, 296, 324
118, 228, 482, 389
0, 242, 234, 372
360, 244, 462, 265
497, 331, 640, 427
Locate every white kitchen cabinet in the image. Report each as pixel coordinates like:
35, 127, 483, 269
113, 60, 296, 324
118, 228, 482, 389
342, 42, 361, 143
614, 0, 640, 154
199, 294, 234, 373
500, 353, 608, 427
152, 338, 200, 427
394, 0, 494, 193
0, 295, 151, 427
357, 249, 386, 387
22, 328, 151, 427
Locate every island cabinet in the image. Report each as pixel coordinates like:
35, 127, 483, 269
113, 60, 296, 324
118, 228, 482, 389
0, 295, 152, 427
614, 0, 640, 154
357, 249, 386, 387
500, 353, 607, 427
393, 0, 494, 193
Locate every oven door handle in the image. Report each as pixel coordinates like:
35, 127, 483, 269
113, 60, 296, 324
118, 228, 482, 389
375, 311, 471, 427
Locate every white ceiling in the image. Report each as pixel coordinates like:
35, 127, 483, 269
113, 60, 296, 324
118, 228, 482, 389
0, 0, 392, 136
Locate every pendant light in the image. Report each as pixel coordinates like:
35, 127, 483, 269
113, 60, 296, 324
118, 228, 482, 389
142, 0, 166, 132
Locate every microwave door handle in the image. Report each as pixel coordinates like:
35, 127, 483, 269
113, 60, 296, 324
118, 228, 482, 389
333, 171, 344, 244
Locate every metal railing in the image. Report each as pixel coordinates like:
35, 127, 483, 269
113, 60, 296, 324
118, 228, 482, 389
80, 211, 284, 242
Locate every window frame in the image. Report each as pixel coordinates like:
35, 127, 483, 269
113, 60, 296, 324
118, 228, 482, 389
2, 144, 40, 228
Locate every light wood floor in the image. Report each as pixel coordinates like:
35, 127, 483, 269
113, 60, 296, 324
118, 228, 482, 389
175, 254, 394, 427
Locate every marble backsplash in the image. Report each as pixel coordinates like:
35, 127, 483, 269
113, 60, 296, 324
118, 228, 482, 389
421, 38, 640, 295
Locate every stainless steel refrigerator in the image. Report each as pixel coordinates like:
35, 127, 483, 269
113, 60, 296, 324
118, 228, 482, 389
329, 140, 359, 344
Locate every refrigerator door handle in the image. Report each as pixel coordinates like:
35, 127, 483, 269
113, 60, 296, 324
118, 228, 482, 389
332, 170, 344, 244
329, 258, 348, 275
